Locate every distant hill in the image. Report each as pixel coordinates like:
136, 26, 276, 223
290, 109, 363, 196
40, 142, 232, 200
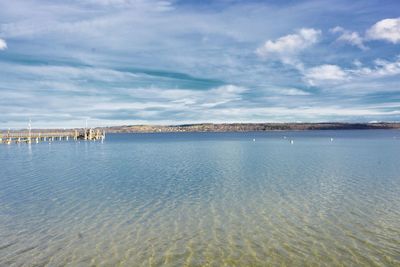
101, 122, 400, 133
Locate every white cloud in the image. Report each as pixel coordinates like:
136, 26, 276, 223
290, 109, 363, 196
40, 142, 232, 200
352, 59, 363, 67
281, 88, 310, 96
256, 28, 321, 68
352, 56, 400, 78
269, 87, 310, 96
366, 18, 400, 43
256, 28, 320, 55
304, 64, 348, 85
303, 56, 400, 89
0, 38, 7, 50
331, 26, 367, 50
79, 0, 172, 10
373, 57, 400, 76
200, 85, 247, 107
81, 0, 130, 5
330, 18, 400, 49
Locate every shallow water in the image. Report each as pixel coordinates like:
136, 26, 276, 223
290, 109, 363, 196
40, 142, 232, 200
0, 130, 400, 266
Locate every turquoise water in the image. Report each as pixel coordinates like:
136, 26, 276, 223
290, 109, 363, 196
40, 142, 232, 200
0, 131, 400, 266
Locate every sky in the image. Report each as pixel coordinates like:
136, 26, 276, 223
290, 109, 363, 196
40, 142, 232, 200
0, 0, 400, 128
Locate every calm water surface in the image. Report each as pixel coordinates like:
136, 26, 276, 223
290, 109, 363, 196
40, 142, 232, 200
0, 131, 400, 266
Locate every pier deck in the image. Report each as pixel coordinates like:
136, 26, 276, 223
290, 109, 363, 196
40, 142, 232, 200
0, 129, 105, 144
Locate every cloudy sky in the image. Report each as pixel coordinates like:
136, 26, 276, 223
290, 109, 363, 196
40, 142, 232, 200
0, 0, 400, 128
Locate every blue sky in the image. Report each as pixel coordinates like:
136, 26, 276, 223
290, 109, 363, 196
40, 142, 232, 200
0, 0, 399, 128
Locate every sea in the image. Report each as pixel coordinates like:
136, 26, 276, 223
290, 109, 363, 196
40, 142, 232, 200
0, 130, 399, 266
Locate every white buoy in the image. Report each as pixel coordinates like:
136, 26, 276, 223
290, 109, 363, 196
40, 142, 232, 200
330, 138, 334, 142
253, 138, 256, 142
290, 140, 294, 144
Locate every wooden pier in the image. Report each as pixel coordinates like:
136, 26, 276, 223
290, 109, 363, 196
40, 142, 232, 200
0, 128, 105, 144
